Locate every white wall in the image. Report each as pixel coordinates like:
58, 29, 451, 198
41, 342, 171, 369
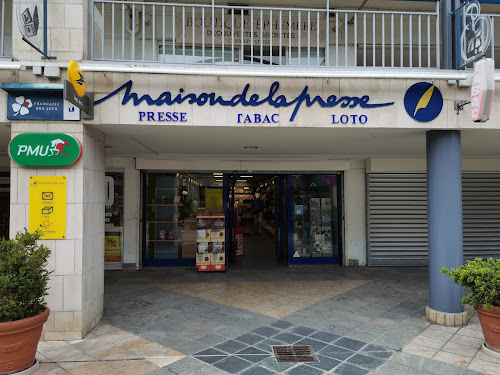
344, 161, 367, 266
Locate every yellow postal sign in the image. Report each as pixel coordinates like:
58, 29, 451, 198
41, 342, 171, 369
29, 176, 66, 239
68, 61, 86, 97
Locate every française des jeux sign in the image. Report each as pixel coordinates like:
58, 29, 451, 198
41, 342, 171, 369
7, 91, 64, 120
9, 133, 82, 167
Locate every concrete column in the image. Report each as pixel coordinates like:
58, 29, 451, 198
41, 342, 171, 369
426, 130, 465, 322
344, 162, 367, 266
10, 122, 105, 340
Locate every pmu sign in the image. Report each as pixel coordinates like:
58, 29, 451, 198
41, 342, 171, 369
471, 58, 495, 122
9, 133, 82, 167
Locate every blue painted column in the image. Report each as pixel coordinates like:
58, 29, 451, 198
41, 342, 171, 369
427, 130, 464, 313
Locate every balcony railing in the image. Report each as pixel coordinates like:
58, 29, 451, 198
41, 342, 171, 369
0, 0, 12, 57
91, 0, 443, 68
485, 14, 499, 64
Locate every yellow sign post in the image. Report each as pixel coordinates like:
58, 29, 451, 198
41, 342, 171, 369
29, 176, 66, 239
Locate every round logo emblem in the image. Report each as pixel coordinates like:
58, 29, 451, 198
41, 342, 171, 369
404, 82, 443, 122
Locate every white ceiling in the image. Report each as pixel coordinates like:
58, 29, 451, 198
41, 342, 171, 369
93, 124, 500, 160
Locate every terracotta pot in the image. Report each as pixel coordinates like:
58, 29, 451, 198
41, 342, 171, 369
475, 305, 500, 352
0, 307, 50, 374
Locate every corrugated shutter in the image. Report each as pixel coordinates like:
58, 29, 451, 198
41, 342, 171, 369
367, 173, 428, 266
463, 173, 500, 260
367, 173, 500, 266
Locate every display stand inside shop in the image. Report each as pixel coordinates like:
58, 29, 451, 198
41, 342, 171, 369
196, 209, 225, 271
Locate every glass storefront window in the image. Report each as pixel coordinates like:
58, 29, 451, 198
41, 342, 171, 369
105, 172, 124, 267
292, 175, 340, 258
145, 172, 223, 261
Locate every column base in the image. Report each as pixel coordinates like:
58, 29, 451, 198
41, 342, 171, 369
426, 305, 468, 327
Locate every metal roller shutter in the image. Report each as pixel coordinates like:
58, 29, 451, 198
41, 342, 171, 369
367, 173, 500, 266
463, 173, 500, 260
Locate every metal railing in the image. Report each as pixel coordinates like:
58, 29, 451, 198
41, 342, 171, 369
91, 0, 442, 68
485, 14, 500, 68
0, 0, 12, 57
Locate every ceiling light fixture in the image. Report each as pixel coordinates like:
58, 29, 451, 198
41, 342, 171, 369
244, 146, 259, 149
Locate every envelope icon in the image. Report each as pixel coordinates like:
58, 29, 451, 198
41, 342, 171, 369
42, 192, 53, 200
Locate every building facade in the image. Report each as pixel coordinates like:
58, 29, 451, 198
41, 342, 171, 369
0, 0, 499, 339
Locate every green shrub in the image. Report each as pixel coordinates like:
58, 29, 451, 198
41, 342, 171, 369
442, 257, 500, 309
0, 230, 52, 322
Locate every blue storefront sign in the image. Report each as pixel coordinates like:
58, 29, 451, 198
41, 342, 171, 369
96, 80, 394, 123
404, 82, 443, 122
7, 91, 64, 120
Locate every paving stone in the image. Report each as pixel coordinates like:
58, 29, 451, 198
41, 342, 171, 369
236, 347, 270, 355
237, 354, 271, 363
286, 364, 324, 375
333, 363, 370, 375
213, 356, 253, 374
252, 327, 281, 338
359, 345, 393, 359
272, 332, 303, 344
235, 333, 266, 345
270, 321, 294, 330
327, 325, 355, 336
161, 357, 207, 375
214, 340, 249, 354
346, 353, 386, 370
371, 362, 418, 375
334, 337, 366, 351
196, 333, 228, 346
372, 335, 409, 351
240, 365, 277, 375
255, 339, 286, 353
403, 316, 431, 328
380, 312, 407, 321
294, 337, 329, 351
305, 354, 342, 372
194, 348, 228, 356
396, 300, 424, 311
421, 358, 466, 375
258, 356, 296, 372
290, 326, 317, 336
318, 345, 355, 361
219, 326, 252, 339
192, 365, 233, 375
344, 330, 379, 343
174, 340, 210, 355
309, 331, 341, 344
194, 355, 227, 364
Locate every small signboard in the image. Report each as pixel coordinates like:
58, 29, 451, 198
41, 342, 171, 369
64, 61, 93, 117
105, 233, 122, 262
29, 176, 66, 239
471, 58, 495, 122
7, 91, 63, 120
9, 133, 82, 167
457, 1, 493, 68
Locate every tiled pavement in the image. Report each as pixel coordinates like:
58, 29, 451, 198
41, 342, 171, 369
33, 267, 499, 375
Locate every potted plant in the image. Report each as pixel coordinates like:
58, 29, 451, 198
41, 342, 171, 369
0, 230, 52, 374
442, 257, 500, 353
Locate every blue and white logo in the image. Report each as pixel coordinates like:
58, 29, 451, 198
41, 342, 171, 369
404, 82, 443, 122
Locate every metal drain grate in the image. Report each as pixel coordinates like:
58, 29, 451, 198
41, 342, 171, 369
272, 345, 318, 363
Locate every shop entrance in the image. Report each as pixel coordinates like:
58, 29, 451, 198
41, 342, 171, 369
141, 171, 342, 268
228, 175, 288, 267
